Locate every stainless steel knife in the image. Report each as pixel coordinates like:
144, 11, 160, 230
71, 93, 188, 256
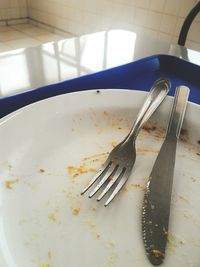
142, 86, 190, 266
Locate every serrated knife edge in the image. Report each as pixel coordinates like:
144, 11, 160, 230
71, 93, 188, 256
142, 86, 190, 266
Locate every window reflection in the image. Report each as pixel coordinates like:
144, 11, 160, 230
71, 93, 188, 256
0, 30, 137, 97
0, 49, 30, 97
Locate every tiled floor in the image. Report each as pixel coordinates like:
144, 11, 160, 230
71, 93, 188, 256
0, 23, 70, 52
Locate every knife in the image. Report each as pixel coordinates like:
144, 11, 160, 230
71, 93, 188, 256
142, 86, 190, 266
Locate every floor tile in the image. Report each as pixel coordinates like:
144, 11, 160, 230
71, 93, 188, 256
35, 33, 64, 42
0, 30, 28, 42
4, 37, 42, 50
0, 43, 11, 52
0, 23, 70, 52
19, 27, 52, 37
11, 23, 38, 31
0, 26, 13, 32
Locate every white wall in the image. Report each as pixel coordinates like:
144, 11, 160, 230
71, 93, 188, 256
0, 0, 27, 20
27, 0, 200, 50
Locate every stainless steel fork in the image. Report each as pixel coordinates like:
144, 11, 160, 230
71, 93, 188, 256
81, 78, 171, 206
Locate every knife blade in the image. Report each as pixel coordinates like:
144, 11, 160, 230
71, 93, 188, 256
142, 86, 190, 266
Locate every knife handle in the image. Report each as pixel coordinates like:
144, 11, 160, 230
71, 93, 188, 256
167, 86, 190, 138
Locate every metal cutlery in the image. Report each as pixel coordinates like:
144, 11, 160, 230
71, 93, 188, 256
81, 78, 171, 206
142, 86, 190, 266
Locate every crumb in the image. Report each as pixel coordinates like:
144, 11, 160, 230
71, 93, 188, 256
96, 90, 100, 93
92, 207, 96, 212
72, 208, 80, 216
87, 219, 95, 228
191, 177, 196, 182
197, 140, 200, 145
122, 186, 128, 192
48, 251, 52, 260
39, 169, 45, 173
48, 213, 56, 222
111, 141, 118, 148
196, 152, 200, 156
103, 111, 109, 116
4, 179, 18, 189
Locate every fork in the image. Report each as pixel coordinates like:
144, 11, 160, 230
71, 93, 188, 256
81, 78, 171, 206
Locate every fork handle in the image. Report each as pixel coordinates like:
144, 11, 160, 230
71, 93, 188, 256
127, 78, 171, 141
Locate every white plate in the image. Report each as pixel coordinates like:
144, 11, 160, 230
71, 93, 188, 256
0, 89, 199, 267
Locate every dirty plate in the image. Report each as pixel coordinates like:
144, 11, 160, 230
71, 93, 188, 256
0, 89, 199, 267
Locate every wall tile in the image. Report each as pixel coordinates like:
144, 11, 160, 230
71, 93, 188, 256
174, 17, 184, 37
25, 0, 200, 50
146, 10, 162, 30
164, 0, 183, 16
160, 14, 178, 34
179, 0, 196, 17
136, 0, 150, 9
0, 0, 28, 19
158, 32, 173, 42
135, 8, 148, 26
187, 21, 200, 42
149, 0, 165, 12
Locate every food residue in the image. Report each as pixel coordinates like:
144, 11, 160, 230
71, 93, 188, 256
197, 140, 200, 145
4, 179, 18, 189
39, 168, 45, 173
180, 129, 189, 143
48, 207, 59, 222
131, 183, 146, 191
178, 194, 190, 204
83, 152, 109, 163
48, 213, 57, 222
111, 141, 118, 148
72, 208, 80, 216
92, 207, 97, 212
86, 219, 101, 239
142, 124, 157, 133
141, 122, 165, 139
106, 252, 118, 267
191, 177, 197, 182
151, 249, 164, 259
137, 147, 159, 155
39, 263, 50, 267
122, 186, 128, 192
48, 251, 52, 260
67, 164, 96, 178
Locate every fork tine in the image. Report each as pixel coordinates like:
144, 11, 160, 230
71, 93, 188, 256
89, 163, 117, 198
104, 169, 131, 207
97, 167, 125, 201
81, 161, 111, 195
